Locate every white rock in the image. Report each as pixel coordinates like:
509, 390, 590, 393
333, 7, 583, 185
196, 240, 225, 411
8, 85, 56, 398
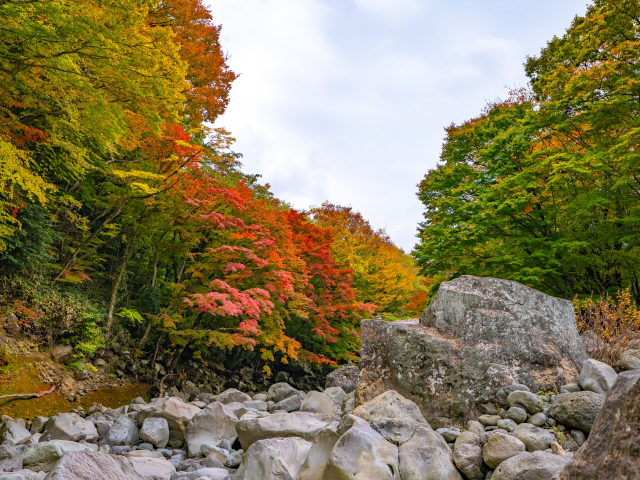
137, 398, 201, 448
578, 359, 618, 395
185, 402, 238, 457
326, 415, 400, 479
491, 451, 570, 480
23, 440, 94, 472
216, 389, 251, 405
482, 432, 526, 469
140, 418, 170, 449
127, 456, 176, 480
233, 437, 311, 480
300, 391, 335, 415
398, 424, 462, 480
43, 414, 98, 443
297, 426, 340, 480
236, 411, 339, 450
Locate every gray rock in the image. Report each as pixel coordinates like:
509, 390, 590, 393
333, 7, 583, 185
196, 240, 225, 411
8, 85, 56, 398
0, 420, 30, 445
578, 359, 617, 395
371, 418, 418, 445
454, 443, 485, 480
266, 383, 299, 404
491, 451, 569, 480
199, 444, 229, 466
326, 416, 400, 479
127, 456, 176, 480
322, 386, 347, 414
233, 437, 311, 480
549, 391, 605, 433
184, 402, 238, 457
618, 349, 640, 371
570, 430, 585, 447
496, 385, 530, 406
0, 445, 22, 472
437, 428, 461, 443
169, 468, 229, 480
23, 440, 93, 472
137, 398, 201, 448
235, 412, 339, 450
43, 414, 98, 443
103, 415, 138, 446
482, 432, 526, 469
242, 400, 267, 412
559, 384, 581, 393
512, 424, 555, 452
528, 412, 547, 427
195, 394, 217, 404
496, 419, 518, 432
41, 449, 145, 479
30, 417, 48, 435
131, 397, 147, 405
507, 391, 543, 414
398, 424, 462, 480
50, 344, 74, 365
297, 427, 339, 480
467, 421, 485, 438
325, 365, 360, 393
140, 418, 170, 449
342, 392, 355, 415
110, 445, 131, 455
216, 389, 250, 405
552, 369, 640, 479
479, 415, 502, 426
454, 431, 480, 449
356, 277, 587, 425
504, 407, 527, 424
271, 394, 302, 413
201, 455, 225, 469
354, 390, 429, 426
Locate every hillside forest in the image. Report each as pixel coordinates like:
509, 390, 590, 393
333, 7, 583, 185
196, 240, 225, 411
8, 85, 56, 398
0, 0, 425, 384
2, 0, 640, 387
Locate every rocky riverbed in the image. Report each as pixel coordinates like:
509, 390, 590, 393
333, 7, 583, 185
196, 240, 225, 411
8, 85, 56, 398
0, 275, 637, 479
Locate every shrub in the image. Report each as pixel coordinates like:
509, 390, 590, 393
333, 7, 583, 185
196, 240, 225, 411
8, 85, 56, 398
574, 289, 640, 370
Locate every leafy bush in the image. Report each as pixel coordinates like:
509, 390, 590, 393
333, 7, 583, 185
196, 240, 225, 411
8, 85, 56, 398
574, 289, 640, 370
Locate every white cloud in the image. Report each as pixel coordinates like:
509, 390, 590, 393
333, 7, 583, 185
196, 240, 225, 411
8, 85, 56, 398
206, 0, 589, 251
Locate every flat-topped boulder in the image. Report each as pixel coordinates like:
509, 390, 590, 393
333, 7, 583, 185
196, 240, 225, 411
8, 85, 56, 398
355, 276, 588, 424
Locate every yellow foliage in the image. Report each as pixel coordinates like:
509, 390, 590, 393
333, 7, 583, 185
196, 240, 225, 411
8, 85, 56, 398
0, 138, 54, 251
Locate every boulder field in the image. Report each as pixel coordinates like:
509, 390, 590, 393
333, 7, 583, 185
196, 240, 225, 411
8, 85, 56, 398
0, 275, 636, 479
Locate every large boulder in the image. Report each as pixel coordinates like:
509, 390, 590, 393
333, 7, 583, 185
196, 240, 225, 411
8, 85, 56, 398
184, 402, 238, 457
0, 445, 22, 472
552, 369, 640, 479
235, 412, 339, 450
137, 398, 201, 448
300, 391, 335, 415
23, 440, 93, 472
453, 443, 485, 480
43, 414, 98, 443
50, 344, 74, 365
326, 415, 400, 479
0, 420, 30, 445
266, 383, 299, 404
398, 424, 462, 480
492, 451, 570, 480
297, 427, 340, 480
103, 415, 139, 446
139, 418, 170, 449
578, 359, 617, 395
355, 276, 588, 423
233, 437, 311, 480
326, 365, 360, 393
127, 456, 176, 480
42, 449, 145, 480
353, 390, 428, 426
549, 391, 605, 433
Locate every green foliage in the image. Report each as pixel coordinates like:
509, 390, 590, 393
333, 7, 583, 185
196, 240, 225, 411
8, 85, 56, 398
414, 0, 640, 303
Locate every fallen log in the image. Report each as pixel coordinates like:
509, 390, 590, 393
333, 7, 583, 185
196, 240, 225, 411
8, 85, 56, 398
0, 385, 56, 400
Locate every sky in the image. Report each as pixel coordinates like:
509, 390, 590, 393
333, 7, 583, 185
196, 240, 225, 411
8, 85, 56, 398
205, 0, 589, 252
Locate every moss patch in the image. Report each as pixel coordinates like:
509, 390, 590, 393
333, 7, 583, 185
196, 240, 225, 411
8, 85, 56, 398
0, 355, 150, 419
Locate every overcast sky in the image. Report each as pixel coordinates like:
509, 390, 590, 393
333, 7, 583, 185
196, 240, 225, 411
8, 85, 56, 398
205, 0, 589, 252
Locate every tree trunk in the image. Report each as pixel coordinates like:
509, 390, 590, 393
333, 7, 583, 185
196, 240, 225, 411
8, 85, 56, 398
169, 313, 204, 372
106, 238, 136, 333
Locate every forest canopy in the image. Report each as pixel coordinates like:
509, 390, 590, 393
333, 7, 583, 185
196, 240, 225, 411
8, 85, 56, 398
414, 0, 640, 305
0, 0, 423, 380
